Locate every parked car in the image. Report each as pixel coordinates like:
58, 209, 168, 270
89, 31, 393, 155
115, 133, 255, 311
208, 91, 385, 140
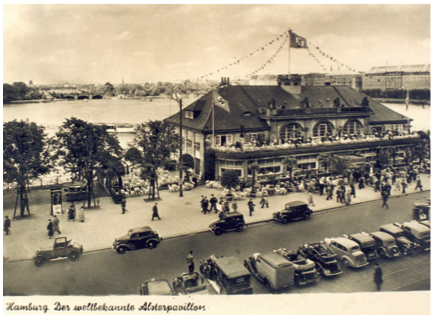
412, 202, 430, 227
274, 248, 320, 285
323, 237, 369, 268
368, 231, 401, 259
244, 252, 294, 290
140, 279, 176, 295
343, 232, 378, 260
379, 223, 419, 255
201, 255, 253, 294
33, 237, 83, 267
394, 221, 430, 251
172, 272, 210, 295
209, 212, 246, 236
298, 242, 343, 277
272, 201, 313, 224
113, 226, 162, 254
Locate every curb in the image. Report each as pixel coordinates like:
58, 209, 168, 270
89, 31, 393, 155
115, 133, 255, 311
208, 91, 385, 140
5, 189, 430, 263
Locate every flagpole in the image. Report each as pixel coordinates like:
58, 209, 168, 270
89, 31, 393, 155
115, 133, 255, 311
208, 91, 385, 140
288, 29, 292, 76
179, 97, 183, 197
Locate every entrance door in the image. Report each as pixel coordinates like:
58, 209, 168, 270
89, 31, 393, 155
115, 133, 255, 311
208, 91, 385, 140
195, 158, 200, 175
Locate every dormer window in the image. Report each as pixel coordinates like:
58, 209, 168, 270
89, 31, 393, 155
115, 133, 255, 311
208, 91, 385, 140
184, 111, 194, 119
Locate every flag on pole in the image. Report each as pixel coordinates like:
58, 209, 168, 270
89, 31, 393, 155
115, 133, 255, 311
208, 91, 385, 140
171, 89, 181, 102
290, 32, 308, 48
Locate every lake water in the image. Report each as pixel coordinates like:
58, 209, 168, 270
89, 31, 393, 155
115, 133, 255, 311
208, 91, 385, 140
3, 98, 431, 149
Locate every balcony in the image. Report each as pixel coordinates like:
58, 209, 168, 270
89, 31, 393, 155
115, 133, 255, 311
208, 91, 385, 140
258, 106, 372, 118
212, 134, 420, 159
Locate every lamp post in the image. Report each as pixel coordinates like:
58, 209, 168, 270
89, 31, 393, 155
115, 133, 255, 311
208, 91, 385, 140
179, 99, 183, 197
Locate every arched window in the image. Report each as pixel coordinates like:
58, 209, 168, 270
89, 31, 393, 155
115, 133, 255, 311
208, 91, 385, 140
343, 120, 363, 135
280, 123, 303, 141
312, 121, 334, 137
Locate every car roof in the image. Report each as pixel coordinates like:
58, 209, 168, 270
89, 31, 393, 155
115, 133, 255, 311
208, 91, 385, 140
285, 201, 308, 207
331, 237, 359, 248
223, 212, 244, 218
380, 224, 402, 234
370, 231, 395, 242
414, 203, 430, 208
146, 279, 173, 295
260, 252, 293, 268
350, 233, 374, 244
403, 221, 431, 233
213, 257, 250, 279
129, 226, 153, 233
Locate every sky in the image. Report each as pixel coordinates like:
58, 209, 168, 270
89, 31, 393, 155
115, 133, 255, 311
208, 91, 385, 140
3, 4, 431, 85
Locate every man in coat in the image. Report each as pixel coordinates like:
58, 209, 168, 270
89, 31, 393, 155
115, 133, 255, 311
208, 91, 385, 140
4, 216, 11, 235
248, 198, 255, 216
47, 219, 54, 239
209, 194, 218, 213
53, 215, 61, 234
152, 203, 161, 221
373, 263, 383, 291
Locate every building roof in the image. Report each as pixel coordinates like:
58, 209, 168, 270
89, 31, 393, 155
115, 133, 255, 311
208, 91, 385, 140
164, 84, 411, 131
367, 64, 430, 74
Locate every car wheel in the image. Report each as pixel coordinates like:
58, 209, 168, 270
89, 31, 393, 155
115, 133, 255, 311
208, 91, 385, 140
343, 259, 351, 268
304, 212, 311, 220
401, 246, 409, 256
116, 246, 127, 254
214, 229, 223, 236
378, 248, 387, 259
281, 218, 288, 225
68, 252, 80, 262
236, 224, 244, 232
147, 241, 158, 249
264, 278, 273, 291
34, 257, 45, 267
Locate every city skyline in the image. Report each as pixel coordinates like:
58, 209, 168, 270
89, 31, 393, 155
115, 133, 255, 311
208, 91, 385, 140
4, 4, 430, 85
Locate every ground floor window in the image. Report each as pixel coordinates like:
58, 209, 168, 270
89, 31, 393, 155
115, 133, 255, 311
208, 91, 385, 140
220, 160, 243, 177
257, 158, 282, 175
296, 155, 317, 170
186, 140, 193, 155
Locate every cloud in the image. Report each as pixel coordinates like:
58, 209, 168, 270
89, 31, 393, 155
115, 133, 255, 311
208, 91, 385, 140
115, 31, 134, 42
132, 51, 150, 57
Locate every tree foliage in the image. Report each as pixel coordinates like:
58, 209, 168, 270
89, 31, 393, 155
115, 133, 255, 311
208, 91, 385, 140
204, 149, 216, 181
3, 120, 54, 217
181, 154, 195, 170
55, 117, 123, 207
329, 155, 351, 176
220, 170, 240, 190
128, 120, 180, 200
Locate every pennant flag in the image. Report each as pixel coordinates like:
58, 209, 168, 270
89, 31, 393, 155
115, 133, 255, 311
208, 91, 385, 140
171, 89, 181, 102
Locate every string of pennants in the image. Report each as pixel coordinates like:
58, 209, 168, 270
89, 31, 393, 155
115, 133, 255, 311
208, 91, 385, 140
197, 31, 289, 80
249, 33, 289, 76
307, 41, 362, 78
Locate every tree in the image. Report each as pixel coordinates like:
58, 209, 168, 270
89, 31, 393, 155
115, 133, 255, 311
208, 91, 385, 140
376, 149, 391, 169
181, 154, 195, 177
125, 147, 142, 173
3, 120, 54, 218
317, 153, 332, 174
282, 156, 298, 178
128, 120, 180, 200
329, 155, 351, 176
220, 170, 240, 190
204, 149, 216, 180
248, 162, 259, 192
104, 82, 115, 97
55, 118, 123, 208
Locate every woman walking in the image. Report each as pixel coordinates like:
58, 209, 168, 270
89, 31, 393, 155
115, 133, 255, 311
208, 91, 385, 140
47, 219, 54, 239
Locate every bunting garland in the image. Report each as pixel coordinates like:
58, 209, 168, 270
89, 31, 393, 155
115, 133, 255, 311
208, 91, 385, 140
197, 31, 289, 81
249, 34, 289, 76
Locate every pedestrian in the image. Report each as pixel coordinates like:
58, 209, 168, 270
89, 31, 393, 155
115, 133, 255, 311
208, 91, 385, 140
152, 203, 161, 221
121, 190, 127, 214
415, 176, 423, 191
401, 179, 407, 194
192, 175, 198, 188
350, 183, 356, 198
326, 185, 333, 201
209, 194, 218, 213
200, 196, 206, 214
223, 201, 230, 213
373, 263, 383, 291
358, 176, 365, 189
345, 192, 351, 206
47, 219, 54, 239
336, 187, 341, 203
186, 251, 195, 273
307, 191, 315, 207
203, 197, 209, 214
53, 215, 61, 234
4, 216, 11, 235
248, 198, 255, 216
381, 188, 389, 209
68, 203, 76, 222
232, 202, 238, 212
260, 196, 269, 208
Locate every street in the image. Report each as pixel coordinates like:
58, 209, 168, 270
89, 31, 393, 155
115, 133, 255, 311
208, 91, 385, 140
4, 191, 430, 296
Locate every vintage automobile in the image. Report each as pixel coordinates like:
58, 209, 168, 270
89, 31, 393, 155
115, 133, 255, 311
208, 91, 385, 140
172, 272, 210, 295
274, 248, 320, 285
113, 226, 162, 254
379, 223, 420, 255
394, 221, 430, 251
244, 252, 294, 291
342, 232, 378, 260
272, 201, 313, 224
412, 202, 430, 228
298, 242, 343, 277
33, 237, 83, 267
201, 255, 253, 294
209, 212, 246, 236
323, 237, 369, 268
367, 231, 401, 259
140, 279, 176, 295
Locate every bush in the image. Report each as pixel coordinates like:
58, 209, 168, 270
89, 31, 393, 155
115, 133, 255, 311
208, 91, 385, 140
410, 89, 430, 100
164, 160, 177, 171
221, 170, 240, 189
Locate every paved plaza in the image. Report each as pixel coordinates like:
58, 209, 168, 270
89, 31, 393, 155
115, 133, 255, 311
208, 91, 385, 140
3, 174, 431, 261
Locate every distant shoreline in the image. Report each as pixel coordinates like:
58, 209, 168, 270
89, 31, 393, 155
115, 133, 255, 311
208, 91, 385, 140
374, 98, 430, 106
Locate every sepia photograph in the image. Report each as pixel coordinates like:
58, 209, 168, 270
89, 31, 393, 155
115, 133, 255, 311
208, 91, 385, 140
3, 3, 431, 315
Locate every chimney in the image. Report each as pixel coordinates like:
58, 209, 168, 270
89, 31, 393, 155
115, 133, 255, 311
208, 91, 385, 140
277, 74, 302, 94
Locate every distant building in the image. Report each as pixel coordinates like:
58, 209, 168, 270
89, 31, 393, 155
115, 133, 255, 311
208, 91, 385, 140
326, 71, 363, 90
303, 73, 326, 86
362, 64, 430, 90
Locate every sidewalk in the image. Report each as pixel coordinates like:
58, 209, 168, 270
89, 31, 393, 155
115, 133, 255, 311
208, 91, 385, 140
3, 174, 431, 261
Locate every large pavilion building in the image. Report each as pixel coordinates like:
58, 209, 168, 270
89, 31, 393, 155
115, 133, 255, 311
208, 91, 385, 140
164, 75, 420, 182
